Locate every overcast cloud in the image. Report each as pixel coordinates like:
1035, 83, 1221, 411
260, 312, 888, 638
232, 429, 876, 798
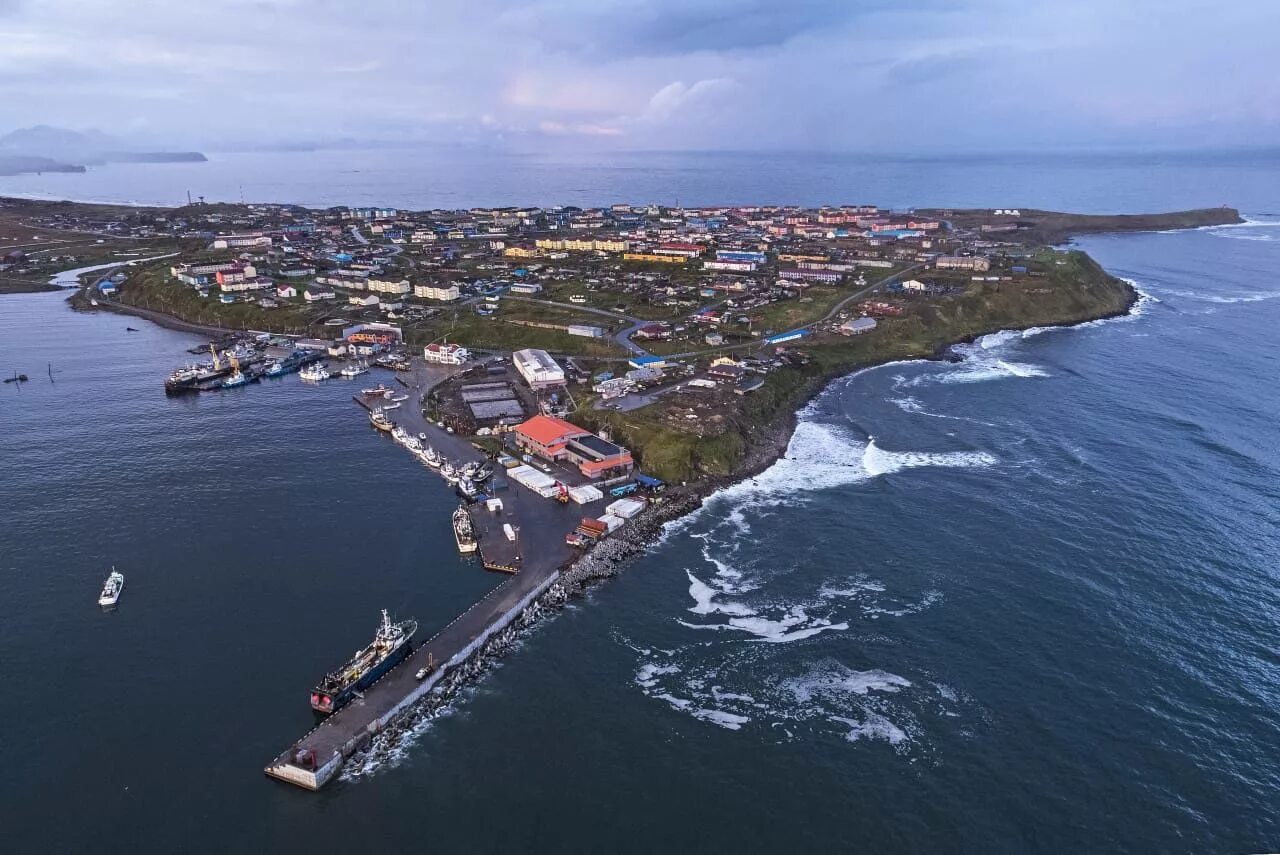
0, 0, 1276, 151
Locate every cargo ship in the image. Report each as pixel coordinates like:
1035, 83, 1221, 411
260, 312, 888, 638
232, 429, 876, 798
311, 610, 418, 714
452, 506, 478, 553
165, 346, 233, 394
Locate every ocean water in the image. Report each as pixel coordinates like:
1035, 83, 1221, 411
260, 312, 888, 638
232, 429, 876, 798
1, 154, 1279, 852
0, 146, 1278, 212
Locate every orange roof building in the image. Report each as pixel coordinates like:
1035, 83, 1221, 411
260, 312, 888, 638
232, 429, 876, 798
513, 415, 633, 479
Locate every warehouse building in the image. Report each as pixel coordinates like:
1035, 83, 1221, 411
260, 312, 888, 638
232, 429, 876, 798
512, 348, 566, 390
512, 414, 633, 479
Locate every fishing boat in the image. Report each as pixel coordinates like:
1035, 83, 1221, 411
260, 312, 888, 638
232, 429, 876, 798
380, 402, 402, 411
421, 446, 442, 467
339, 360, 369, 378
361, 384, 391, 397
457, 477, 479, 499
299, 362, 330, 381
98, 568, 124, 607
390, 394, 408, 402
391, 425, 411, 444
369, 408, 394, 431
452, 507, 478, 553
310, 610, 418, 714
265, 350, 311, 378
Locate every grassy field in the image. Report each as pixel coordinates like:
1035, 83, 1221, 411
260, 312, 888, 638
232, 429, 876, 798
415, 308, 627, 357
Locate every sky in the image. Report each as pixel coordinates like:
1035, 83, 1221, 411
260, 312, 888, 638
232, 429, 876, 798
0, 0, 1277, 153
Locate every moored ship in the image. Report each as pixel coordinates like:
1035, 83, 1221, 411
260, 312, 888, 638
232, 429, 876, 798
310, 610, 418, 714
369, 408, 394, 431
453, 506, 478, 553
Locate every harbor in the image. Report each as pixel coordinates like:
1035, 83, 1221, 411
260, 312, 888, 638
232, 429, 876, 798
264, 356, 620, 790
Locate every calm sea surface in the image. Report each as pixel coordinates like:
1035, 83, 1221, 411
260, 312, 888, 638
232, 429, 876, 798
1, 151, 1278, 852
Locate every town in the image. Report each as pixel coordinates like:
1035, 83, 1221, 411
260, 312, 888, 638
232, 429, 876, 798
4, 195, 1135, 482
0, 193, 1213, 793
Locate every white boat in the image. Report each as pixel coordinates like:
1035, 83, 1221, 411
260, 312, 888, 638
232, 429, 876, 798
391, 425, 410, 443
339, 360, 369, 378
299, 363, 330, 381
390, 394, 408, 402
422, 446, 442, 468
361, 384, 391, 396
381, 402, 402, 411
98, 568, 124, 607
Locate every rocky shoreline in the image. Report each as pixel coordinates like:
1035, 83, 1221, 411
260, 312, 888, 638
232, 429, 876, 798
340, 278, 1143, 778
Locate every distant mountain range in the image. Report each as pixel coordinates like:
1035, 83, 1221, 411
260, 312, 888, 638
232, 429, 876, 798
0, 125, 206, 176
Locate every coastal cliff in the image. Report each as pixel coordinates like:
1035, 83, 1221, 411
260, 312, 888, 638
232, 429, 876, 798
584, 250, 1135, 486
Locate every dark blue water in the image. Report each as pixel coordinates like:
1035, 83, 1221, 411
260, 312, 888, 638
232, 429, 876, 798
2, 154, 1279, 852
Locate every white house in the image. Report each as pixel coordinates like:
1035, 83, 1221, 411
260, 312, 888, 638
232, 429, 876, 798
423, 342, 470, 365
276, 284, 298, 299
349, 294, 380, 307
304, 287, 336, 302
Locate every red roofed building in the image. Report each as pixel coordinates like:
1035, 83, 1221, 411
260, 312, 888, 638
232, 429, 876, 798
654, 241, 704, 258
513, 414, 634, 478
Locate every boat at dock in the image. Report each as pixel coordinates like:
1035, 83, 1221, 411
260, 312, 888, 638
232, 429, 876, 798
452, 506, 478, 553
380, 402, 402, 411
310, 610, 418, 714
360, 384, 392, 397
339, 360, 369, 378
421, 446, 442, 467
299, 362, 330, 382
98, 568, 124, 607
369, 408, 394, 431
265, 350, 315, 378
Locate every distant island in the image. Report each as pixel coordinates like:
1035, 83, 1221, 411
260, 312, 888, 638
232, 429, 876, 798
0, 125, 206, 176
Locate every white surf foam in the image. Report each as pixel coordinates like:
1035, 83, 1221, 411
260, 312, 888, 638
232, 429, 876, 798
1157, 288, 1280, 304
831, 713, 909, 745
686, 571, 755, 617
784, 666, 913, 703
861, 439, 996, 478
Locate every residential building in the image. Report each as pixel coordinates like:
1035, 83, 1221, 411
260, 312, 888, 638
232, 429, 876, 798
936, 256, 991, 272
413, 282, 462, 301
367, 276, 412, 296
423, 342, 470, 364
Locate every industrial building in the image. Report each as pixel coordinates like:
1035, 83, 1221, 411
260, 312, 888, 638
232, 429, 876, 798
512, 348, 566, 389
512, 415, 634, 479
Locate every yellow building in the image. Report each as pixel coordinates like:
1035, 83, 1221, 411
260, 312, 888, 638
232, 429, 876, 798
504, 245, 538, 258
623, 252, 685, 264
537, 237, 628, 253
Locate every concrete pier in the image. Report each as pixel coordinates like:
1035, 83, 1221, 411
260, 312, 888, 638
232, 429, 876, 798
266, 359, 582, 790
